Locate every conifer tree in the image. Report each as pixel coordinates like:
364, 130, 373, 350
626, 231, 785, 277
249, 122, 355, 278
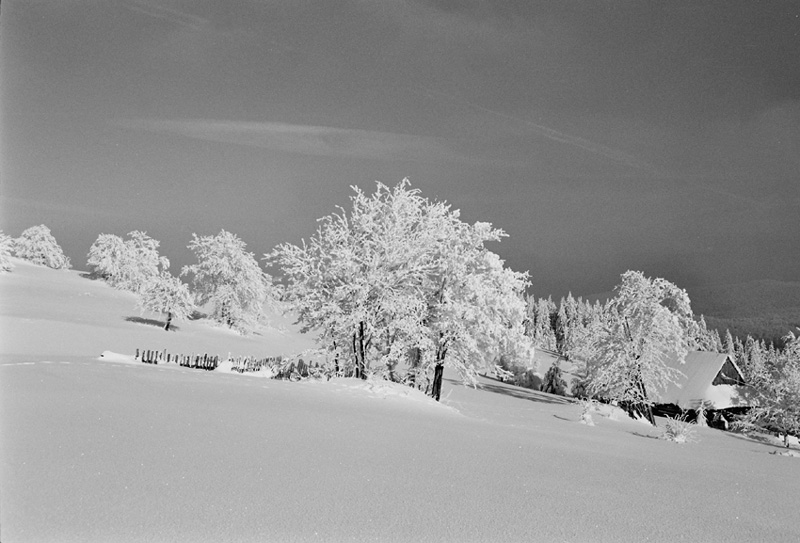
541, 361, 567, 395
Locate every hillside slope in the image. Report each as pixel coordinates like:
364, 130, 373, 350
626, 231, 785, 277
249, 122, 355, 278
0, 258, 317, 360
2, 259, 800, 542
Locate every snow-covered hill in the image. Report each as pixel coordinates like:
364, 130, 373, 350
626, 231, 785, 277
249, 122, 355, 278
1, 261, 799, 542
0, 258, 316, 360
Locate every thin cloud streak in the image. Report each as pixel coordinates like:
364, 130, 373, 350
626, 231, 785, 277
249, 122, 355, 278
121, 0, 208, 31
409, 86, 666, 176
0, 196, 128, 220
114, 118, 482, 165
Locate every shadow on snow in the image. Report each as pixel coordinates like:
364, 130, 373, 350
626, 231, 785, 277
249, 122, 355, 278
124, 316, 180, 332
466, 376, 576, 406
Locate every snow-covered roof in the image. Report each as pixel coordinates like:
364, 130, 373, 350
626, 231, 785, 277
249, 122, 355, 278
653, 351, 748, 410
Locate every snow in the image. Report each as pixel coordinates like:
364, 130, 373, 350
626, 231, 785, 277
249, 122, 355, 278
2, 260, 800, 542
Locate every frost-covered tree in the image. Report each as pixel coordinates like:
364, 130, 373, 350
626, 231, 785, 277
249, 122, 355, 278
587, 271, 694, 426
420, 230, 531, 400
524, 295, 558, 351
0, 230, 14, 272
87, 231, 169, 294
272, 181, 443, 379
694, 315, 722, 352
182, 230, 273, 334
541, 362, 567, 395
271, 180, 532, 399
87, 233, 126, 280
14, 225, 71, 269
137, 271, 194, 331
723, 329, 736, 356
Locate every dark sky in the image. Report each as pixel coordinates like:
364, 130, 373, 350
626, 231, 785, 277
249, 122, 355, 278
2, 1, 799, 298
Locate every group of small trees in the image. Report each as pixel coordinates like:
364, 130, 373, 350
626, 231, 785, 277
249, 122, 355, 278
1, 225, 72, 271
730, 330, 800, 446
87, 231, 189, 330
87, 230, 271, 333
270, 180, 532, 400
3, 224, 272, 334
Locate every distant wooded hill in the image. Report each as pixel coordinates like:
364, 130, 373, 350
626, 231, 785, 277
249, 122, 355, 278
582, 279, 800, 347
690, 280, 800, 347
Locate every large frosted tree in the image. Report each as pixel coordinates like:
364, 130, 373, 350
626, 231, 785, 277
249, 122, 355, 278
587, 271, 694, 425
271, 180, 532, 398
14, 225, 71, 269
182, 230, 274, 334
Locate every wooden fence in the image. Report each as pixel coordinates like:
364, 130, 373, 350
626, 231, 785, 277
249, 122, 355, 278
229, 355, 283, 373
134, 349, 292, 374
135, 348, 219, 370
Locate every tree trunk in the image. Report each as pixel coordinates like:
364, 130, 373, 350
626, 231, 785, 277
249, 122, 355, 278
628, 351, 657, 427
352, 322, 367, 380
634, 375, 656, 426
431, 362, 444, 401
358, 321, 366, 379
333, 341, 339, 375
430, 341, 448, 401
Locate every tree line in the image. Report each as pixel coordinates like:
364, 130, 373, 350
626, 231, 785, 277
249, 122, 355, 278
520, 281, 799, 437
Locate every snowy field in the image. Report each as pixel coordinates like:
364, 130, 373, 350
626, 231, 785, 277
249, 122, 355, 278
1, 260, 799, 542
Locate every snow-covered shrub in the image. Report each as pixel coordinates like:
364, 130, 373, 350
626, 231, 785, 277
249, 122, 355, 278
579, 399, 597, 426
14, 225, 71, 269
514, 368, 542, 391
137, 271, 195, 331
570, 376, 591, 399
492, 364, 515, 382
694, 401, 711, 427
0, 230, 14, 272
661, 416, 697, 443
495, 355, 540, 390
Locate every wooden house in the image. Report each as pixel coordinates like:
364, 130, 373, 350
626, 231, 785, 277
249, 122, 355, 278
652, 351, 748, 410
